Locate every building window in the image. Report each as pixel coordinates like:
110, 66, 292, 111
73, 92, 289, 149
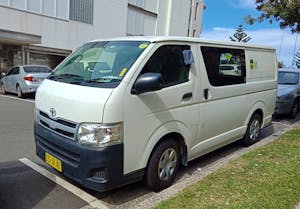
69, 0, 94, 24
127, 0, 158, 36
0, 0, 9, 6
201, 46, 246, 86
42, 0, 55, 16
0, 0, 69, 20
10, 0, 25, 10
127, 7, 143, 36
27, 0, 41, 13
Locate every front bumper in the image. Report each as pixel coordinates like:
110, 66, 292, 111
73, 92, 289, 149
275, 100, 293, 115
22, 82, 40, 93
34, 122, 135, 192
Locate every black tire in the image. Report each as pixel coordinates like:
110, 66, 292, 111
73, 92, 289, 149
16, 85, 24, 98
1, 83, 6, 94
290, 99, 299, 119
242, 113, 262, 146
146, 138, 180, 192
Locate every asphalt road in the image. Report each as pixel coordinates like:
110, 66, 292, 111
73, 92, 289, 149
0, 94, 299, 209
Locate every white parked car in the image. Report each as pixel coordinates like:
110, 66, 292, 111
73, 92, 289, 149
1, 65, 52, 98
219, 64, 242, 76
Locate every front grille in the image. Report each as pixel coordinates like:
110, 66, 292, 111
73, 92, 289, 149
38, 110, 78, 140
40, 111, 77, 128
37, 134, 80, 167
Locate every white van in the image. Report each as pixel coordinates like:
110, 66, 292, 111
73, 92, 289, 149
34, 37, 277, 192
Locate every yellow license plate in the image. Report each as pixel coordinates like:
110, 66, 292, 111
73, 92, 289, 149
45, 152, 62, 172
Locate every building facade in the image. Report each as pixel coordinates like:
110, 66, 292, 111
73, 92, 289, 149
0, 0, 205, 73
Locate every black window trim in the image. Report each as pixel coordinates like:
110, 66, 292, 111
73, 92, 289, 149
201, 46, 246, 87
134, 44, 192, 92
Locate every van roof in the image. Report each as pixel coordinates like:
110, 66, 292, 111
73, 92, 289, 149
89, 36, 275, 51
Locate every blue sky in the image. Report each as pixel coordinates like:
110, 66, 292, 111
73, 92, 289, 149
201, 0, 300, 67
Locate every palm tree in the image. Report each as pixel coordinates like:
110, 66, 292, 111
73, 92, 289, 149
294, 49, 300, 68
230, 24, 251, 43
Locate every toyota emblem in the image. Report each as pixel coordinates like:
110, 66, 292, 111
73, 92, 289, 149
50, 108, 56, 117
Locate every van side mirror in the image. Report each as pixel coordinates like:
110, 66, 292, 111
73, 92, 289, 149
1, 72, 5, 78
132, 73, 163, 95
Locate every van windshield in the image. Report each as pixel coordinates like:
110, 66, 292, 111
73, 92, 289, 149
48, 41, 150, 87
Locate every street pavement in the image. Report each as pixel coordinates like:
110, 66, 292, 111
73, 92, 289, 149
0, 94, 299, 209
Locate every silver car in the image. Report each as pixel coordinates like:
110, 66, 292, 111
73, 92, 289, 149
1, 65, 52, 98
276, 68, 300, 118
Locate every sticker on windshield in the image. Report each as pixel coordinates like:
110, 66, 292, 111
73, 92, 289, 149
119, 68, 127, 77
139, 43, 149, 49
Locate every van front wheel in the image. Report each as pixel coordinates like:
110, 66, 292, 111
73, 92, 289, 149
242, 113, 262, 146
146, 138, 180, 192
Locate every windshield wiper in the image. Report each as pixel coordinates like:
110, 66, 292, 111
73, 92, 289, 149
84, 78, 122, 83
279, 82, 296, 85
48, 74, 83, 80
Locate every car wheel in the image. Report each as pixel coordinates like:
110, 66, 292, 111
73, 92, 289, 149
146, 138, 180, 192
290, 99, 299, 119
242, 113, 262, 146
16, 85, 24, 98
1, 83, 6, 94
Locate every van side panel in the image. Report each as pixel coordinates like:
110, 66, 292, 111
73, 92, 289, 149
189, 46, 277, 160
246, 49, 277, 82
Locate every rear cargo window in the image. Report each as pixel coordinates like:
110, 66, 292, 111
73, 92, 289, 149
201, 46, 246, 86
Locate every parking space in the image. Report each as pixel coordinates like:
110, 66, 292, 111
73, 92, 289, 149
0, 160, 88, 209
0, 94, 299, 209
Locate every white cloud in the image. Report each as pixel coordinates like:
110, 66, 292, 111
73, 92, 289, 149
229, 0, 256, 9
201, 27, 300, 67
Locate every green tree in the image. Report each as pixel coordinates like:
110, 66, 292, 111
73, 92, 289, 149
230, 24, 252, 42
245, 0, 300, 33
293, 49, 300, 68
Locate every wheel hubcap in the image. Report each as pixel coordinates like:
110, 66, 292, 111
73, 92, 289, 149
17, 87, 21, 97
158, 148, 177, 181
249, 119, 260, 141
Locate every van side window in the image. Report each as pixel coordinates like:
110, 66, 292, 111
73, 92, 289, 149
201, 46, 246, 86
140, 45, 191, 87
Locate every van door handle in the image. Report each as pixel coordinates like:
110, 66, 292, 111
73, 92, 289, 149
182, 92, 193, 100
204, 89, 209, 100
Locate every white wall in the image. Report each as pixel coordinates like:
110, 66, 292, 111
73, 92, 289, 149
0, 0, 128, 50
156, 0, 203, 37
0, 0, 204, 51
168, 0, 191, 36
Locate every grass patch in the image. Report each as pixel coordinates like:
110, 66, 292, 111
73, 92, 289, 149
154, 128, 300, 209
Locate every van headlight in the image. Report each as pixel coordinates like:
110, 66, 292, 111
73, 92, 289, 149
77, 123, 123, 147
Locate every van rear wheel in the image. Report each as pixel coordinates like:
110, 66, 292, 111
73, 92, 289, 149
242, 113, 262, 146
146, 138, 180, 192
